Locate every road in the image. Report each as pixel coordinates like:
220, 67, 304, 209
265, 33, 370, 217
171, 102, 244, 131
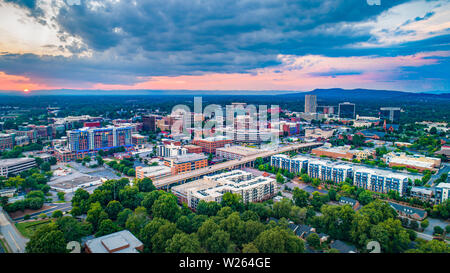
12, 202, 72, 222
153, 142, 323, 188
427, 163, 450, 187
0, 207, 28, 253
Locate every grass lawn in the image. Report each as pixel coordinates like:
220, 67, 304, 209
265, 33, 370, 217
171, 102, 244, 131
0, 238, 9, 253
15, 219, 51, 238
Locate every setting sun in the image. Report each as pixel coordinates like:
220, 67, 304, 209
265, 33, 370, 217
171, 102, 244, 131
23, 88, 29, 93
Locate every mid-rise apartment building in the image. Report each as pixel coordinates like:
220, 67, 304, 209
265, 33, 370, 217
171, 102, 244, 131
271, 154, 309, 174
0, 133, 14, 151
308, 160, 353, 183
271, 153, 409, 196
353, 167, 408, 196
171, 170, 276, 210
157, 143, 187, 157
68, 126, 133, 152
435, 183, 450, 204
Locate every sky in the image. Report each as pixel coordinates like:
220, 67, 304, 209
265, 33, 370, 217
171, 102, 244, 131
0, 0, 449, 92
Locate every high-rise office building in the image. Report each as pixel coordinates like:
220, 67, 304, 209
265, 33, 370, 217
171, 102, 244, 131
379, 107, 401, 124
304, 95, 317, 113
338, 102, 356, 119
142, 115, 157, 132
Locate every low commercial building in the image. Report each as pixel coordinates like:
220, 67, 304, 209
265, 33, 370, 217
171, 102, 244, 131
383, 152, 441, 172
305, 128, 335, 140
50, 175, 103, 193
435, 146, 450, 161
171, 170, 276, 210
135, 165, 172, 180
85, 230, 144, 253
312, 145, 375, 161
312, 145, 353, 160
0, 158, 37, 177
183, 145, 203, 154
192, 136, 233, 153
216, 145, 262, 160
164, 153, 208, 175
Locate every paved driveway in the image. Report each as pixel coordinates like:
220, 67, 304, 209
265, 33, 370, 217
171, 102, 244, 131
0, 208, 28, 253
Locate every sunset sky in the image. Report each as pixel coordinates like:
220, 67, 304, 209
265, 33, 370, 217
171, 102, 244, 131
0, 0, 449, 92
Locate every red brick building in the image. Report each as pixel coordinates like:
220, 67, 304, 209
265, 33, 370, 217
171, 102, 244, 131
192, 136, 233, 154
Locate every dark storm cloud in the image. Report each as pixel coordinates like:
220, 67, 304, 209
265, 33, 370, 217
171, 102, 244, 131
0, 0, 446, 88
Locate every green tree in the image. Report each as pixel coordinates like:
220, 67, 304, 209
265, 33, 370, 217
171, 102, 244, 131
242, 243, 259, 253
105, 200, 124, 220
26, 224, 67, 253
56, 216, 92, 242
166, 233, 203, 253
116, 208, 133, 227
151, 222, 180, 253
52, 210, 63, 218
86, 202, 108, 231
119, 186, 143, 210
306, 233, 321, 249
57, 191, 65, 201
136, 177, 156, 192
252, 227, 304, 253
206, 230, 234, 253
176, 215, 194, 234
125, 207, 149, 236
433, 226, 444, 235
152, 193, 180, 222
96, 219, 121, 237
197, 219, 220, 245
221, 192, 244, 212
273, 198, 292, 219
293, 188, 310, 207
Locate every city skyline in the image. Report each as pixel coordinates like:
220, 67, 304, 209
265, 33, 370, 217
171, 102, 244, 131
0, 0, 449, 92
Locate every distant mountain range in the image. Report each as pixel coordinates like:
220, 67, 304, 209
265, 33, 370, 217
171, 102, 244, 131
0, 88, 449, 100
280, 88, 450, 101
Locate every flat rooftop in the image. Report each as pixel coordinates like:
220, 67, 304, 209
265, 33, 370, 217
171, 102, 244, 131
0, 157, 35, 167
216, 145, 262, 156
50, 175, 101, 190
85, 230, 143, 253
166, 153, 207, 163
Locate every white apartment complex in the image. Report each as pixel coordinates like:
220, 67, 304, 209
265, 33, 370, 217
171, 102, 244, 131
171, 170, 276, 210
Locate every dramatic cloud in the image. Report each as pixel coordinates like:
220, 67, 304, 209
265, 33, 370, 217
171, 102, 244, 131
0, 0, 449, 91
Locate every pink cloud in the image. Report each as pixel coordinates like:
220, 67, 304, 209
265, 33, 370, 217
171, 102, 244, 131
1, 51, 448, 92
